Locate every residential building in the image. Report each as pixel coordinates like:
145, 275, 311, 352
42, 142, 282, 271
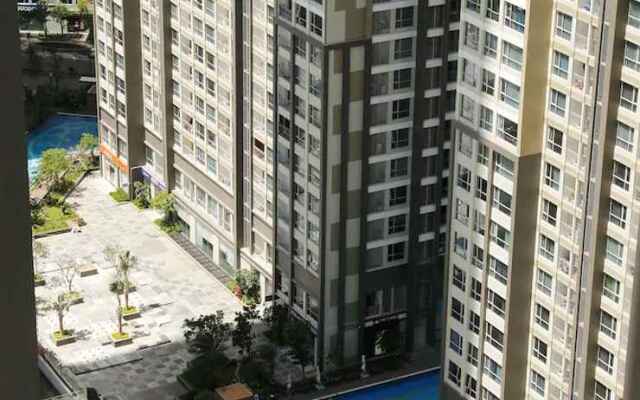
273, 0, 458, 367
443, 1, 640, 399
93, 0, 275, 301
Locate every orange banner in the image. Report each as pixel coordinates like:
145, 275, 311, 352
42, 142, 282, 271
100, 144, 129, 172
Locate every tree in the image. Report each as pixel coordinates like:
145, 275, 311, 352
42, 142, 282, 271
133, 181, 151, 209
77, 0, 90, 23
31, 1, 49, 37
59, 259, 79, 296
109, 280, 125, 334
32, 240, 48, 276
232, 304, 259, 361
183, 311, 232, 356
38, 148, 70, 191
75, 133, 97, 171
262, 302, 289, 345
51, 4, 70, 35
235, 269, 260, 304
46, 293, 71, 335
103, 244, 122, 265
151, 191, 179, 227
115, 250, 137, 310
285, 318, 314, 376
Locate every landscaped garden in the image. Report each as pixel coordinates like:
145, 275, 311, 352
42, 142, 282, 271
177, 303, 316, 399
30, 133, 97, 236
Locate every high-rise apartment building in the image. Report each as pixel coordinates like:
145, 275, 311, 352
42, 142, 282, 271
273, 0, 458, 367
94, 0, 455, 370
443, 1, 640, 399
94, 0, 276, 301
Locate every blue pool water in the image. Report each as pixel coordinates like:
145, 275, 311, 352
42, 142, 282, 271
26, 114, 98, 179
338, 370, 440, 400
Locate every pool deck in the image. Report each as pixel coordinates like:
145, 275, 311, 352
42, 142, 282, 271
292, 353, 440, 400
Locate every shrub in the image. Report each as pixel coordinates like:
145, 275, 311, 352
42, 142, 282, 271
133, 181, 151, 209
179, 353, 234, 390
151, 191, 179, 227
235, 269, 260, 305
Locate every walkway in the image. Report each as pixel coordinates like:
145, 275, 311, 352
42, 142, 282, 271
35, 173, 243, 400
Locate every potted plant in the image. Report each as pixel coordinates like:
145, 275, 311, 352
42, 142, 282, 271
32, 239, 48, 286
59, 260, 83, 304
116, 250, 140, 319
46, 294, 75, 346
109, 280, 132, 346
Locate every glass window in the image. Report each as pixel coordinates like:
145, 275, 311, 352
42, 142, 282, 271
616, 122, 634, 152
609, 199, 627, 228
483, 355, 503, 383
489, 256, 508, 284
550, 89, 567, 116
542, 199, 558, 226
600, 310, 617, 339
624, 41, 640, 71
449, 329, 463, 355
529, 370, 546, 396
492, 186, 512, 215
533, 337, 548, 363
504, 2, 525, 32
484, 32, 498, 58
502, 41, 523, 70
497, 115, 518, 145
630, 0, 640, 29
394, 38, 413, 59
612, 160, 631, 191
535, 303, 550, 329
500, 79, 521, 108
536, 268, 553, 296
481, 69, 496, 95
552, 51, 570, 78
606, 236, 624, 266
620, 81, 639, 111
486, 0, 500, 21
480, 106, 494, 131
448, 361, 461, 386
539, 234, 555, 261
547, 126, 563, 154
545, 162, 561, 190
556, 12, 572, 40
595, 381, 613, 400
603, 273, 621, 303
464, 22, 480, 50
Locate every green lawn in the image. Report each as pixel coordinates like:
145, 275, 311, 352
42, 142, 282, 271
32, 206, 77, 235
110, 187, 129, 203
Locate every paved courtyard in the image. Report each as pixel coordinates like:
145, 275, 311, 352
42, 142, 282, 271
35, 173, 243, 399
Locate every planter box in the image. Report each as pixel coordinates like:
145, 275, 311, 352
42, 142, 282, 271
79, 264, 98, 277
63, 291, 84, 305
111, 332, 133, 347
121, 306, 140, 320
52, 331, 76, 346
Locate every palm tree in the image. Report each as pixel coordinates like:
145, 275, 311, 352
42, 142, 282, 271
116, 250, 137, 310
109, 280, 124, 334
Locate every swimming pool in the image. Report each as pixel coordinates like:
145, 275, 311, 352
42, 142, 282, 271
26, 114, 98, 179
337, 369, 440, 400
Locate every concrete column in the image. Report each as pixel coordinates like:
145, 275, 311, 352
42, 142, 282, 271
0, 3, 39, 400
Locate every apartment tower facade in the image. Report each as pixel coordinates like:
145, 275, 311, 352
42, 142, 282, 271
273, 0, 458, 367
443, 1, 640, 399
94, 0, 276, 300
